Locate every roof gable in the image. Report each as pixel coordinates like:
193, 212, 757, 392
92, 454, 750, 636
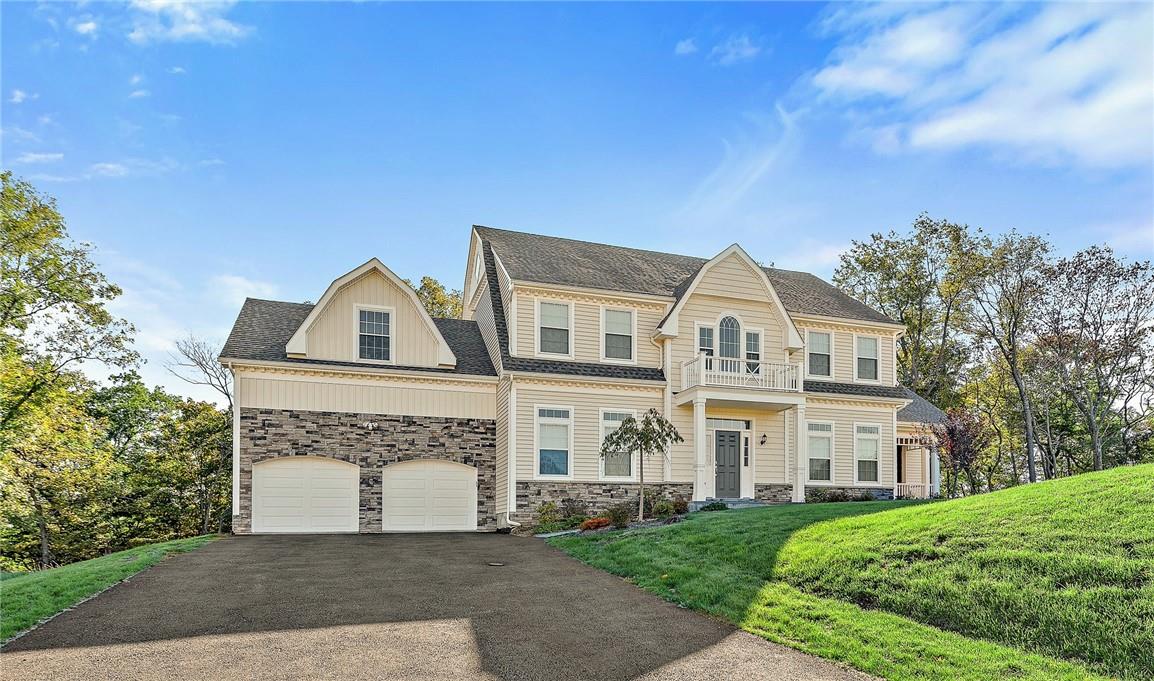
285, 258, 457, 366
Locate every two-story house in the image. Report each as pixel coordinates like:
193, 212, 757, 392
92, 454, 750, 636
221, 226, 944, 533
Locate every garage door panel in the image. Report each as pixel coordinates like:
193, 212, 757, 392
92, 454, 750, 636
252, 458, 359, 533
381, 461, 477, 532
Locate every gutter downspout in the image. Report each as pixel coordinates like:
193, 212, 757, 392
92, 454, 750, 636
505, 380, 521, 528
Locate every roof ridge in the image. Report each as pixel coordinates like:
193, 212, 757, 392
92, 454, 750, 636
474, 224, 707, 263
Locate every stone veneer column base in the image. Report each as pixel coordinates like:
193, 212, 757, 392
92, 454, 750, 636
236, 408, 497, 533
512, 481, 694, 524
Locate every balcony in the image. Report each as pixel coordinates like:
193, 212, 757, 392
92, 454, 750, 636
681, 354, 803, 392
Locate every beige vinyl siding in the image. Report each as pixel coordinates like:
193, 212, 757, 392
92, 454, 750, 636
902, 444, 927, 486
495, 379, 511, 516
804, 403, 896, 487
473, 284, 502, 371
666, 404, 789, 485
512, 290, 665, 366
236, 372, 496, 420
513, 384, 664, 482
303, 270, 442, 366
692, 252, 772, 300
798, 324, 898, 386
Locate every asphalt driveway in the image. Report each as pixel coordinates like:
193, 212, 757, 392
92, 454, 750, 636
3, 534, 869, 680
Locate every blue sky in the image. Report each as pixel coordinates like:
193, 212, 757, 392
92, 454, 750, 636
3, 1, 1152, 401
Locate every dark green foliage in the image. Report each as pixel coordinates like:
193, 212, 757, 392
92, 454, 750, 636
652, 500, 675, 518
605, 501, 633, 528
698, 501, 729, 512
671, 496, 689, 515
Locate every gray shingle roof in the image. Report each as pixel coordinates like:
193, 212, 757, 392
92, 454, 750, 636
803, 381, 910, 400
474, 225, 896, 325
897, 387, 947, 424
220, 299, 496, 377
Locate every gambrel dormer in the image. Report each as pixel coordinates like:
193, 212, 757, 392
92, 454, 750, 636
285, 258, 457, 368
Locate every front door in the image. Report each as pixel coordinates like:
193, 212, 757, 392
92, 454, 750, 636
714, 430, 741, 498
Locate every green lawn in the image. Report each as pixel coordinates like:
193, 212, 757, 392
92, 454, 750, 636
1, 535, 217, 641
552, 465, 1154, 680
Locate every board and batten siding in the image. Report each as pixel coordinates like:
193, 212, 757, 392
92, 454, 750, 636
236, 372, 496, 420
303, 270, 442, 366
804, 402, 896, 487
513, 383, 664, 482
511, 290, 666, 366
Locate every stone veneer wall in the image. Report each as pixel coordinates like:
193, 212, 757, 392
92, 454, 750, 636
805, 486, 894, 502
754, 484, 794, 503
235, 408, 497, 533
513, 481, 694, 523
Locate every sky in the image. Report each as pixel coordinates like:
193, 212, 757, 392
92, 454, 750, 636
3, 1, 1153, 403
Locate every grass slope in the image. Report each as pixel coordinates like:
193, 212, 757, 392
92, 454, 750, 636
1, 535, 217, 641
775, 465, 1153, 678
552, 468, 1154, 680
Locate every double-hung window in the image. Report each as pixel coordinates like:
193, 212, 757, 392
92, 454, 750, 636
538, 302, 571, 356
697, 326, 714, 356
855, 424, 881, 483
807, 422, 833, 482
603, 308, 633, 361
601, 411, 633, 478
856, 336, 879, 381
745, 331, 761, 373
808, 331, 831, 378
536, 408, 571, 477
358, 309, 391, 361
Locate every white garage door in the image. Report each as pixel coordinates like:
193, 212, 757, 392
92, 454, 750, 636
381, 460, 477, 532
252, 457, 359, 533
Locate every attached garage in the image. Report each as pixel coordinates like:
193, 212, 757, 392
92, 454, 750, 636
382, 460, 478, 532
251, 457, 360, 533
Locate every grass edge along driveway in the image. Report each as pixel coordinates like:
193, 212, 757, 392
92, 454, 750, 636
550, 500, 1114, 681
2, 535, 217, 641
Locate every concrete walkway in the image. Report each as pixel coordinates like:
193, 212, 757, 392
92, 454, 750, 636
2, 534, 871, 680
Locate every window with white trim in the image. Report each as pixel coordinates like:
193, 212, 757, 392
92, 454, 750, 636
855, 424, 881, 482
745, 330, 761, 373
719, 316, 741, 358
698, 326, 714, 356
358, 309, 390, 361
808, 331, 831, 377
808, 422, 832, 482
538, 302, 570, 355
537, 408, 571, 476
856, 336, 879, 381
601, 411, 633, 478
603, 309, 633, 361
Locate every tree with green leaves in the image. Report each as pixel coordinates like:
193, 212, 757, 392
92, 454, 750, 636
599, 408, 683, 521
406, 276, 463, 318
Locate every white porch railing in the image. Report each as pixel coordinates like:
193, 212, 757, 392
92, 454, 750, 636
681, 353, 802, 392
895, 483, 929, 499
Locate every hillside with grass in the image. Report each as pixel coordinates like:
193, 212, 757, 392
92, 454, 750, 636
552, 465, 1154, 680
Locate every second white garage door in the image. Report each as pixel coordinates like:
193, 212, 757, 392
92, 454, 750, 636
381, 460, 478, 532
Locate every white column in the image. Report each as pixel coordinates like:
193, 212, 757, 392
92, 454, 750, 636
693, 397, 708, 501
663, 339, 673, 482
923, 447, 931, 499
930, 445, 941, 497
792, 404, 807, 503
231, 367, 240, 516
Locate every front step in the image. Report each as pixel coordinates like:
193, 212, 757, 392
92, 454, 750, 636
689, 498, 770, 512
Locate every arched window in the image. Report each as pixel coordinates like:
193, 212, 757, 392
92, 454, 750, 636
718, 316, 741, 358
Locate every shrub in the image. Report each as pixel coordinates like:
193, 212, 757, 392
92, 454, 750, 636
671, 496, 689, 515
580, 517, 611, 531
853, 491, 876, 502
536, 501, 561, 526
699, 501, 729, 512
605, 501, 634, 528
652, 500, 675, 518
642, 488, 663, 516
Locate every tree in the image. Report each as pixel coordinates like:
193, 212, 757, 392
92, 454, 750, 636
599, 408, 683, 521
0, 172, 137, 436
966, 231, 1050, 482
1035, 247, 1154, 470
166, 335, 233, 412
934, 408, 992, 497
834, 214, 978, 408
406, 276, 462, 318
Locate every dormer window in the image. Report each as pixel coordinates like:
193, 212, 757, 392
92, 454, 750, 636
358, 308, 391, 361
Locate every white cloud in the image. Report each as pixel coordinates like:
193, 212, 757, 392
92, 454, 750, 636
209, 274, 278, 307
71, 17, 99, 35
674, 38, 698, 56
1, 126, 41, 143
813, 3, 1154, 169
9, 89, 38, 104
90, 162, 130, 178
167, 66, 187, 74
709, 35, 761, 66
128, 89, 151, 98
128, 0, 251, 44
198, 158, 225, 167
130, 73, 144, 85
14, 152, 64, 164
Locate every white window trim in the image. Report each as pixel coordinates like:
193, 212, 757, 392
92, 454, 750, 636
353, 303, 395, 365
534, 404, 574, 480
715, 312, 745, 360
805, 329, 834, 381
806, 419, 835, 485
599, 305, 637, 365
744, 327, 764, 370
853, 421, 883, 485
853, 333, 882, 383
598, 408, 638, 481
534, 298, 574, 360
694, 321, 715, 356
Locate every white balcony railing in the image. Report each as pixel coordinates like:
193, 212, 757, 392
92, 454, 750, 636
681, 353, 802, 392
895, 483, 929, 499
